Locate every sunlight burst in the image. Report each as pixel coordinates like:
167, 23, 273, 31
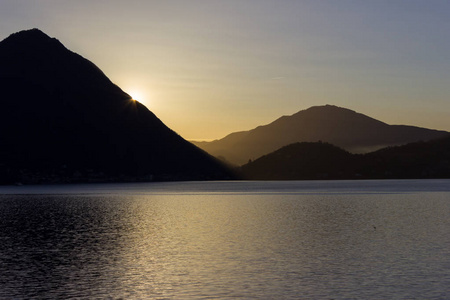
128, 90, 144, 102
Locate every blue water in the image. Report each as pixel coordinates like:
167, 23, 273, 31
0, 180, 449, 299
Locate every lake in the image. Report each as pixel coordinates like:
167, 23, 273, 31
0, 180, 449, 299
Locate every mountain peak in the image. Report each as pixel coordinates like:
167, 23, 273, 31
303, 104, 355, 113
2, 28, 52, 43
0, 28, 67, 56
0, 28, 116, 95
194, 105, 449, 165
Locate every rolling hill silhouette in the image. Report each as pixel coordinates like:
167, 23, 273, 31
240, 137, 450, 180
240, 142, 355, 180
193, 105, 449, 165
0, 29, 233, 183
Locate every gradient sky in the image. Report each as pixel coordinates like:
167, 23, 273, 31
1, 0, 450, 140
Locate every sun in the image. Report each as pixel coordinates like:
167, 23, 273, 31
128, 90, 144, 102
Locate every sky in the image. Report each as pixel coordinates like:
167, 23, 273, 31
1, 0, 450, 140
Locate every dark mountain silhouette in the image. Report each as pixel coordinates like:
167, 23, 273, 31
240, 142, 355, 180
240, 137, 450, 180
0, 29, 233, 184
193, 105, 449, 165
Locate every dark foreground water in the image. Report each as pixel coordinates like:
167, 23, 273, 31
0, 180, 449, 299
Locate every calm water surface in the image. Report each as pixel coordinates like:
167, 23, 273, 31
0, 180, 449, 299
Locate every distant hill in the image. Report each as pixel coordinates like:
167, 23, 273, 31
240, 137, 450, 180
0, 29, 233, 184
193, 105, 449, 165
240, 142, 355, 180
